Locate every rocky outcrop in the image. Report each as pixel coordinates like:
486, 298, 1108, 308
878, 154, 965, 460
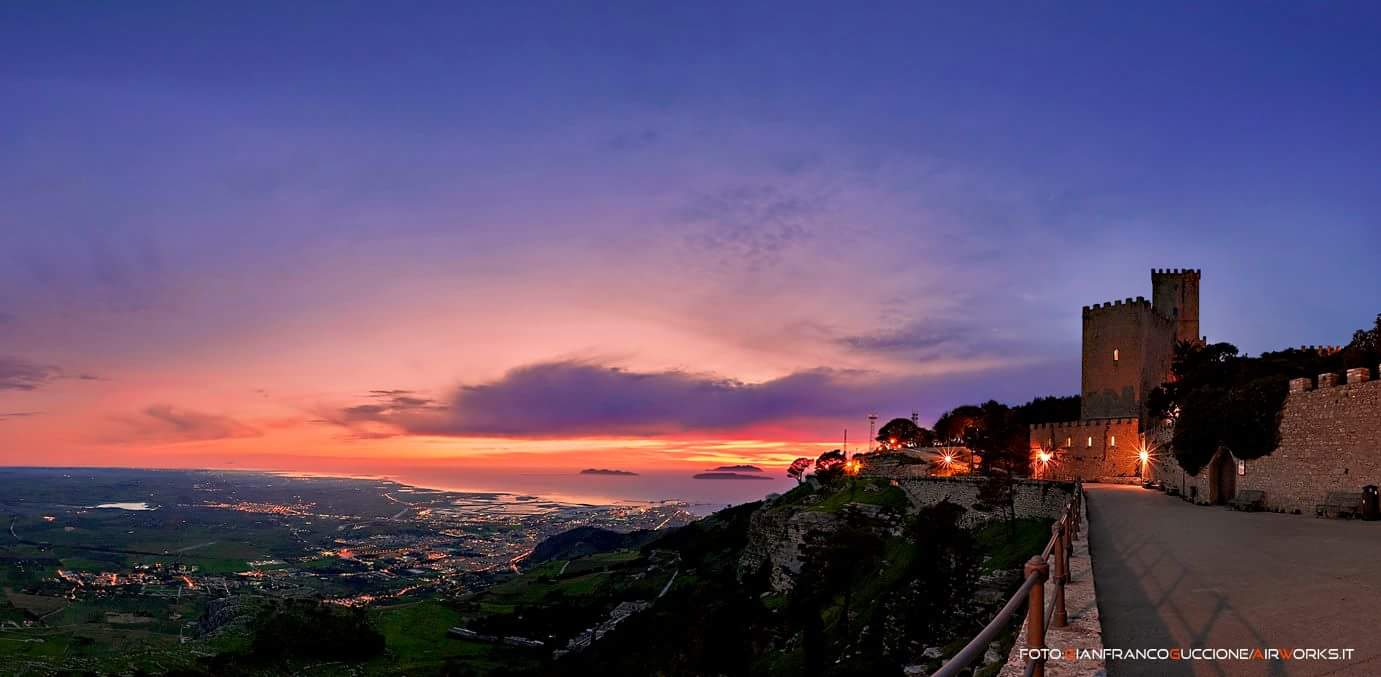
738, 507, 841, 593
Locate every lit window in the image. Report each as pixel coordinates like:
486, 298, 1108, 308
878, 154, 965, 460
1087, 436, 1093, 448
1064, 437, 1071, 448
1110, 435, 1117, 447
1113, 349, 1120, 362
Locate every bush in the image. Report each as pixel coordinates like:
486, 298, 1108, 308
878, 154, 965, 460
249, 600, 385, 662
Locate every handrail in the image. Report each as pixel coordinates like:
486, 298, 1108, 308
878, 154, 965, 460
933, 481, 1083, 677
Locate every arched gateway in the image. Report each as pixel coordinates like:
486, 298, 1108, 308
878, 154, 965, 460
1208, 449, 1237, 505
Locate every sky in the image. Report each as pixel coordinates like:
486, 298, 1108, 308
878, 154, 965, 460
2, 2, 1380, 492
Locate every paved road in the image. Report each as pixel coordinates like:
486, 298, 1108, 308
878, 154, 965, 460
1086, 485, 1381, 677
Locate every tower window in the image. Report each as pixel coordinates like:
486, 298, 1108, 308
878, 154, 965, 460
1064, 437, 1071, 448
1086, 436, 1093, 448
1110, 435, 1117, 447
1113, 349, 1120, 362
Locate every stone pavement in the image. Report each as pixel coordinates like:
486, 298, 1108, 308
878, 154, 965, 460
1086, 485, 1381, 676
1000, 490, 1107, 677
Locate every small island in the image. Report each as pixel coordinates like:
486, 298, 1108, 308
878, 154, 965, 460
692, 472, 773, 480
710, 465, 763, 472
579, 468, 639, 477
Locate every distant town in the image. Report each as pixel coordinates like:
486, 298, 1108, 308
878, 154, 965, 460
0, 467, 693, 673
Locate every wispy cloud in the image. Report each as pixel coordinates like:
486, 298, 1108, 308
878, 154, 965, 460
673, 183, 825, 271
0, 355, 62, 391
0, 412, 38, 422
119, 405, 262, 443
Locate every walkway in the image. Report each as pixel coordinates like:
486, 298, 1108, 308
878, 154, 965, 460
1087, 485, 1381, 676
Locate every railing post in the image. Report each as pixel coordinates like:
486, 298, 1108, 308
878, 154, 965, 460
1064, 511, 1074, 561
1025, 556, 1049, 677
1070, 488, 1081, 541
1052, 523, 1068, 628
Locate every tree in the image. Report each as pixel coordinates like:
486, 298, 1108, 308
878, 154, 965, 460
814, 450, 846, 484
974, 472, 1016, 527
789, 509, 887, 674
883, 501, 980, 648
249, 600, 385, 662
1147, 329, 1381, 475
928, 394, 1084, 477
933, 405, 983, 446
875, 417, 934, 449
1011, 395, 1081, 425
787, 457, 813, 484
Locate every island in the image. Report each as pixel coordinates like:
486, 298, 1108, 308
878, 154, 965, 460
692, 472, 773, 480
579, 468, 639, 477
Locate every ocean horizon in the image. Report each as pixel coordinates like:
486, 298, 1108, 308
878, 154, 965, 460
0, 464, 799, 516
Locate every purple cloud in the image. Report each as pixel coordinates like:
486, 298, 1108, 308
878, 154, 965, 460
0, 355, 62, 391
323, 356, 1081, 440
328, 360, 923, 438
122, 405, 261, 443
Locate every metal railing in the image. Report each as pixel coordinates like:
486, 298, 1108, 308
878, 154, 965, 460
933, 482, 1083, 677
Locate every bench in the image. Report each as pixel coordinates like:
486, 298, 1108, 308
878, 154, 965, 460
1315, 491, 1364, 519
1228, 490, 1265, 511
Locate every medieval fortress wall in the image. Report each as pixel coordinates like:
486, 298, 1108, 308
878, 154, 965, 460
1036, 267, 1379, 515
1030, 418, 1141, 482
1030, 268, 1200, 482
1159, 367, 1381, 513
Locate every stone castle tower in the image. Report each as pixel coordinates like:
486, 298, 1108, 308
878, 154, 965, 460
1032, 269, 1201, 481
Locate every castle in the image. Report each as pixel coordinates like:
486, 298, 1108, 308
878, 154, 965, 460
1029, 269, 1201, 481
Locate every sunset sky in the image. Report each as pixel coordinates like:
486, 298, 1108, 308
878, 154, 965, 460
3, 3, 1380, 481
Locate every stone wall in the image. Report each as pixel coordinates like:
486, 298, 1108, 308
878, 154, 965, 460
890, 476, 1075, 528
1236, 369, 1381, 513
1029, 418, 1143, 482
1153, 367, 1381, 513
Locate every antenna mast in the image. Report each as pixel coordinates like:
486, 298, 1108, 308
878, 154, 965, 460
867, 413, 879, 453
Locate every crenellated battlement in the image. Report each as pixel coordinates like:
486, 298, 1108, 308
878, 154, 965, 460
1289, 345, 1343, 355
1081, 296, 1159, 316
1289, 365, 1380, 393
1029, 417, 1139, 430
1151, 268, 1202, 277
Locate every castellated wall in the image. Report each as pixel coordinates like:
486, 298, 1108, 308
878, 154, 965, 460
1030, 418, 1143, 481
1080, 298, 1176, 420
1156, 367, 1381, 513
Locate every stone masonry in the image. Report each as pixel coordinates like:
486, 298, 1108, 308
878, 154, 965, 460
1031, 268, 1200, 481
1155, 365, 1381, 513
